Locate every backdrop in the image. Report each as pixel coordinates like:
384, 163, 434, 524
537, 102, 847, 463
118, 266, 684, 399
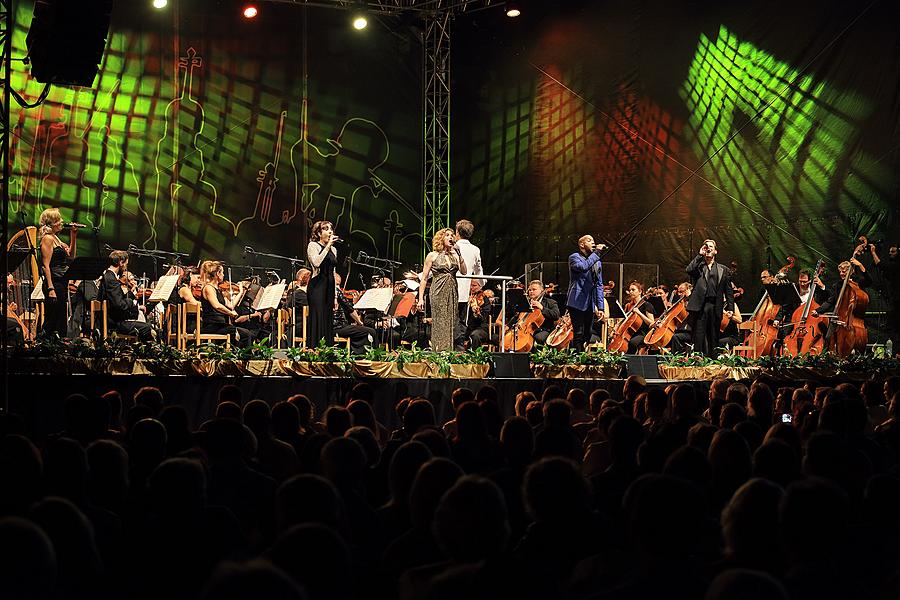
451, 0, 899, 338
7, 0, 423, 283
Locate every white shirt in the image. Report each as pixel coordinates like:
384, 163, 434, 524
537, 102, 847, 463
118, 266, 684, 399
454, 239, 484, 302
307, 241, 337, 279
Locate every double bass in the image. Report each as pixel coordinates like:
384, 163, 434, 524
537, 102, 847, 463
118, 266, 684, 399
828, 239, 870, 357
739, 257, 794, 357
782, 260, 827, 356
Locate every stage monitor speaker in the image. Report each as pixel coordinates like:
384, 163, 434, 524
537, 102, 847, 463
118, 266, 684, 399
491, 352, 531, 379
26, 0, 114, 86
626, 354, 660, 379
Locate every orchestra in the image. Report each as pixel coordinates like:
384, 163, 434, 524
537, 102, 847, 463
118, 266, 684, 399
2, 212, 895, 359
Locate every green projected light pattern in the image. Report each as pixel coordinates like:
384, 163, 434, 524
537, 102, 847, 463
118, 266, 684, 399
681, 25, 892, 229
6, 3, 423, 265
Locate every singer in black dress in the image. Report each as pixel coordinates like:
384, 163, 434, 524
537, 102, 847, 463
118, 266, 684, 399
38, 208, 77, 338
307, 220, 339, 347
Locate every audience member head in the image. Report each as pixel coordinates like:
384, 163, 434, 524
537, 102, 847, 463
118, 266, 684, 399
708, 429, 753, 507
454, 401, 488, 442
596, 405, 625, 440
345, 427, 380, 467
543, 399, 572, 428
567, 388, 588, 415
524, 457, 591, 524
885, 376, 900, 404
0, 434, 43, 515
780, 478, 849, 564
705, 569, 789, 600
589, 389, 611, 416
42, 437, 88, 504
632, 392, 648, 423
320, 437, 366, 490
753, 440, 800, 488
720, 403, 747, 429
625, 474, 706, 560
276, 474, 345, 535
124, 404, 154, 438
287, 394, 315, 431
29, 497, 102, 594
721, 478, 785, 569
216, 401, 242, 421
725, 383, 749, 408
148, 457, 207, 517
475, 384, 499, 406
403, 399, 436, 437
734, 421, 764, 454
298, 433, 330, 474
272, 402, 301, 442
201, 559, 306, 600
514, 391, 536, 417
134, 386, 165, 416
388, 441, 433, 508
433, 476, 509, 562
608, 416, 644, 465
411, 428, 451, 459
267, 525, 352, 600
500, 416, 534, 467
0, 517, 57, 600
242, 400, 273, 441
645, 387, 668, 422
204, 418, 245, 464
541, 384, 566, 404
85, 439, 129, 511
663, 445, 712, 491
346, 400, 377, 434
158, 405, 194, 456
525, 400, 543, 427
347, 382, 374, 406
217, 384, 243, 408
409, 458, 464, 531
323, 406, 352, 438
860, 379, 885, 408
672, 384, 698, 421
709, 377, 730, 402
791, 388, 813, 415
687, 423, 718, 455
748, 384, 774, 428
623, 375, 648, 405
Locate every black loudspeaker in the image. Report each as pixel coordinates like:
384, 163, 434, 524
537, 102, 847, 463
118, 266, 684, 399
626, 354, 660, 379
26, 0, 114, 86
491, 352, 531, 379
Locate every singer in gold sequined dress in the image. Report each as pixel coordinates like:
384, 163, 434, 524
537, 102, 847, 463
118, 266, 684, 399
418, 228, 468, 351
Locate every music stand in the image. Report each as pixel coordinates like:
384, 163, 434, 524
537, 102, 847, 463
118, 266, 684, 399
3, 249, 31, 275
64, 258, 109, 337
607, 298, 626, 320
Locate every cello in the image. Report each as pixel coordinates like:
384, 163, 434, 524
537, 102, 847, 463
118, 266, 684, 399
608, 288, 656, 353
827, 239, 870, 357
644, 294, 689, 350
782, 260, 827, 356
545, 311, 573, 349
739, 257, 794, 357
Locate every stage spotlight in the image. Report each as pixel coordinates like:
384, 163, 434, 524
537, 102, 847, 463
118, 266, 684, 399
242, 4, 258, 19
352, 14, 368, 30
505, 2, 521, 17
152, 0, 167, 8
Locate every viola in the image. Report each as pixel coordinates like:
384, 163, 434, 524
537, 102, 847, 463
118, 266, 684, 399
468, 289, 495, 317
608, 289, 656, 353
829, 238, 870, 357
783, 259, 827, 356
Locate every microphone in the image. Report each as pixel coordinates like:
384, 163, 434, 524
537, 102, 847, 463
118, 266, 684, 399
64, 222, 87, 229
244, 246, 255, 254
357, 251, 368, 261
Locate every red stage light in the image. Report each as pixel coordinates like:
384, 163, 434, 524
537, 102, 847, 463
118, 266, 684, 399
242, 4, 258, 19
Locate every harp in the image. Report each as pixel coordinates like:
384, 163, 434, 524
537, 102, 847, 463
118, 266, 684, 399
6, 226, 41, 340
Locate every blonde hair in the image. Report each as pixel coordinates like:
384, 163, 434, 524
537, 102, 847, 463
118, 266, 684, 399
39, 208, 62, 237
200, 260, 223, 283
432, 228, 454, 252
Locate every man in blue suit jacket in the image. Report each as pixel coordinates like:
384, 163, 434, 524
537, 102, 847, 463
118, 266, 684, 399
567, 235, 606, 350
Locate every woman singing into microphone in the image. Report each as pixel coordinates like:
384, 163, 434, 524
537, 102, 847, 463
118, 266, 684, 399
307, 220, 340, 347
38, 208, 78, 337
417, 228, 467, 351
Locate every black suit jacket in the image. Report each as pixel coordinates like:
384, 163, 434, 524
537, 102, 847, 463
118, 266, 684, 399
776, 283, 828, 322
818, 270, 872, 314
685, 255, 734, 314
98, 270, 138, 327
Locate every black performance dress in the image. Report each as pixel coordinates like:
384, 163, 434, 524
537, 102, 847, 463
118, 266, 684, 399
307, 241, 337, 347
42, 244, 69, 338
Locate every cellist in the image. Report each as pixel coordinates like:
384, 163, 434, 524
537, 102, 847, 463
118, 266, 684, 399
772, 268, 827, 336
525, 280, 560, 347
812, 252, 872, 341
667, 282, 694, 352
622, 281, 656, 353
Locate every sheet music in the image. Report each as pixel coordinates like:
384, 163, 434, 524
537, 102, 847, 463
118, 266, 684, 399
31, 277, 45, 301
354, 287, 394, 312
149, 275, 180, 302
253, 282, 286, 311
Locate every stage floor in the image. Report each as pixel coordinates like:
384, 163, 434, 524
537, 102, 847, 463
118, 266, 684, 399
8, 373, 709, 442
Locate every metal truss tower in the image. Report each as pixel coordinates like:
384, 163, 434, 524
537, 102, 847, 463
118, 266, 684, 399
422, 9, 451, 252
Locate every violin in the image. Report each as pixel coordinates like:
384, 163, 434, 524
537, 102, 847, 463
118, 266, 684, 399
468, 288, 495, 317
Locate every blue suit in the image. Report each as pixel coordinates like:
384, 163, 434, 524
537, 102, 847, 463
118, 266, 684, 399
567, 251, 605, 312
567, 250, 604, 349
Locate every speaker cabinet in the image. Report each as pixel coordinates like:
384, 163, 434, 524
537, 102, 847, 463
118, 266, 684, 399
491, 352, 531, 378
625, 354, 660, 379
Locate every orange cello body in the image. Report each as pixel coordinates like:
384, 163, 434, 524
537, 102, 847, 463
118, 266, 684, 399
546, 311, 574, 349
502, 309, 545, 352
608, 293, 653, 353
644, 297, 688, 349
832, 281, 869, 358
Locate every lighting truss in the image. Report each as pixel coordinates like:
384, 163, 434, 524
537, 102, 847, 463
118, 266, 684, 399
0, 0, 11, 408
423, 9, 451, 254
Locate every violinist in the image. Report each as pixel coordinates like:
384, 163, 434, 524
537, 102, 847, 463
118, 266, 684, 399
198, 260, 252, 348
870, 242, 899, 346
333, 273, 375, 355
462, 279, 493, 349
773, 268, 827, 335
234, 278, 272, 342
287, 268, 311, 309
97, 250, 153, 341
623, 281, 655, 353
38, 208, 77, 338
685, 239, 734, 357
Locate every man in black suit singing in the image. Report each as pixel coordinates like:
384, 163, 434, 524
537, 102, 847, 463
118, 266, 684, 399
685, 239, 734, 356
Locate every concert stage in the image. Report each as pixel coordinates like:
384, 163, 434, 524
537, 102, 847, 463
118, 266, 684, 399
7, 371, 711, 443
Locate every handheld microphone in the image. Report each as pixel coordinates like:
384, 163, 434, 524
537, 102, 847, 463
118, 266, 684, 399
244, 246, 255, 254
357, 251, 368, 261
331, 236, 342, 244
64, 222, 87, 229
